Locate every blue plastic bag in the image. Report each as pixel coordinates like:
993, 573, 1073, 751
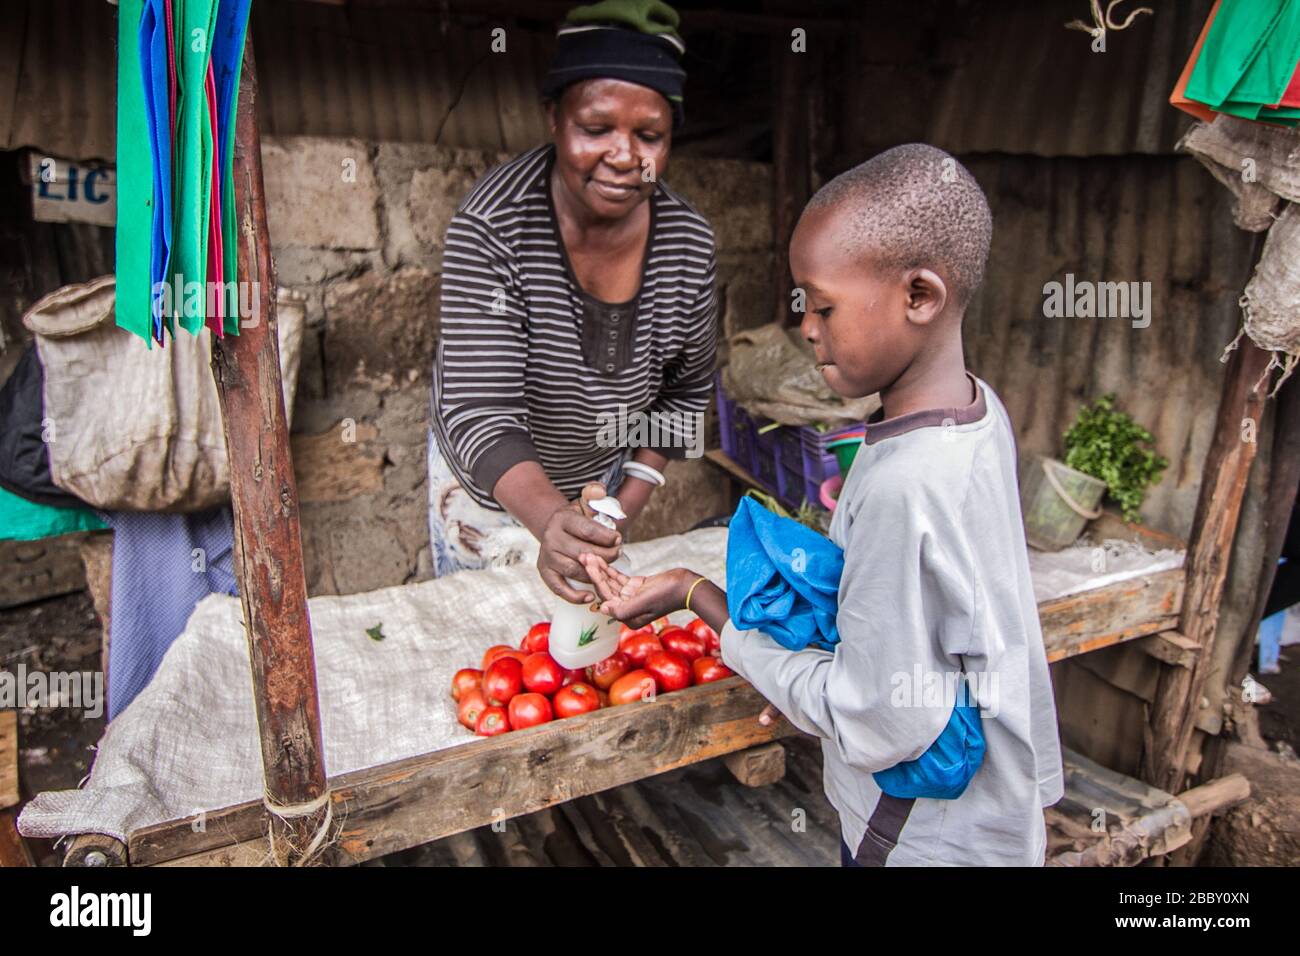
725, 496, 985, 799
872, 680, 986, 800
725, 496, 842, 651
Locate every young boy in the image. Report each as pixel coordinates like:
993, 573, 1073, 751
581, 143, 1064, 866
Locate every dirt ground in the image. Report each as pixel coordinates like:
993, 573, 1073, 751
1, 591, 106, 867
1257, 645, 1300, 755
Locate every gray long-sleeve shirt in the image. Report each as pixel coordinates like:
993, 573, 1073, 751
720, 377, 1064, 865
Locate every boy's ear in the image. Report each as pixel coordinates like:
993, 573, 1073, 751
903, 268, 948, 326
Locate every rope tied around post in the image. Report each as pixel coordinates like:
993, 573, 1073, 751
263, 790, 335, 866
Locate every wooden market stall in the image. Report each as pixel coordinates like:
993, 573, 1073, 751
56, 4, 1284, 868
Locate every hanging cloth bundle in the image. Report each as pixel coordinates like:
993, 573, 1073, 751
115, 0, 252, 346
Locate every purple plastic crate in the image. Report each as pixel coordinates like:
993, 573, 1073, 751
715, 373, 864, 511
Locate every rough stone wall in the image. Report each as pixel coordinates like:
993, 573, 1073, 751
260, 136, 771, 596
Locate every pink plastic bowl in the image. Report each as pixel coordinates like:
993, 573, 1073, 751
819, 475, 843, 511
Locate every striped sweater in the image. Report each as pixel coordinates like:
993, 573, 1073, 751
430, 143, 719, 510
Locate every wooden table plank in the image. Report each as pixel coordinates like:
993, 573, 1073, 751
0, 711, 17, 811
1040, 568, 1185, 663
0, 808, 34, 867
128, 676, 795, 867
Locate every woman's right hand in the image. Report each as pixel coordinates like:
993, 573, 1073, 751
537, 483, 624, 603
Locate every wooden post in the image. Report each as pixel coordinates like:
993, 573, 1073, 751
1141, 340, 1274, 794
212, 40, 330, 864
771, 32, 811, 326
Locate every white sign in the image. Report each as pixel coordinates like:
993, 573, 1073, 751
28, 152, 116, 227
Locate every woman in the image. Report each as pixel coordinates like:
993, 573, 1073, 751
428, 0, 718, 603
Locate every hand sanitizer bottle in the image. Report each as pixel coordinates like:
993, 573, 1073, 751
548, 496, 631, 670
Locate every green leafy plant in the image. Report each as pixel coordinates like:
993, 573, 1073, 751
1062, 394, 1168, 524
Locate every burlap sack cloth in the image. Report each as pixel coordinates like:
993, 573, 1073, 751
22, 276, 305, 512
1180, 115, 1300, 389
723, 322, 879, 426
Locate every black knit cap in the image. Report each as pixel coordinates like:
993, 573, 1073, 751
543, 0, 687, 128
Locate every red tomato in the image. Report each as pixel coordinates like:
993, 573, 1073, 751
561, 666, 586, 687
645, 650, 692, 693
687, 617, 720, 653
481, 644, 517, 670
476, 706, 510, 736
482, 657, 524, 706
660, 626, 708, 662
522, 652, 564, 696
619, 622, 654, 639
597, 689, 610, 708
692, 656, 733, 685
450, 668, 483, 702
553, 682, 601, 718
508, 692, 553, 730
457, 689, 488, 730
587, 651, 631, 690
608, 670, 657, 705
620, 631, 662, 667
521, 621, 551, 654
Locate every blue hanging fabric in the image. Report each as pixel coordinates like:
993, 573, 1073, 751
724, 495, 986, 799
211, 0, 252, 333
139, 0, 175, 344
725, 495, 842, 651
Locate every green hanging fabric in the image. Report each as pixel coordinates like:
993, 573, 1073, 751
115, 0, 155, 345
0, 486, 107, 543
1224, 0, 1300, 110
1186, 0, 1300, 112
214, 1, 252, 335
172, 0, 221, 336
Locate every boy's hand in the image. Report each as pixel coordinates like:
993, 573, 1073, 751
582, 554, 783, 728
579, 554, 691, 630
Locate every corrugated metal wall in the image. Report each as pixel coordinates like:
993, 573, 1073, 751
250, 1, 553, 152
840, 0, 1212, 159
0, 0, 117, 161
963, 153, 1256, 540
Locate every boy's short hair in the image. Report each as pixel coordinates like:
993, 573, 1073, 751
805, 143, 992, 308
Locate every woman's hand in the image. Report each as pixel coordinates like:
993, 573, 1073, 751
537, 483, 624, 604
580, 554, 693, 630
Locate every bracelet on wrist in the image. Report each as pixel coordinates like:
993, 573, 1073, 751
622, 460, 666, 487
684, 574, 708, 613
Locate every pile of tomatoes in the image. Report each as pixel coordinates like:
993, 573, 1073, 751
451, 617, 734, 736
